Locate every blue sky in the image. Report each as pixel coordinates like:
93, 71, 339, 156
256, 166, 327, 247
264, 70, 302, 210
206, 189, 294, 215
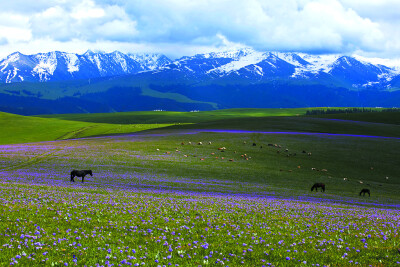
0, 0, 399, 60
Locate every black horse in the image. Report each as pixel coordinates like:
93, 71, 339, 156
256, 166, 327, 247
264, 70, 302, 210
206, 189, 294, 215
311, 183, 325, 192
70, 170, 92, 183
359, 188, 370, 196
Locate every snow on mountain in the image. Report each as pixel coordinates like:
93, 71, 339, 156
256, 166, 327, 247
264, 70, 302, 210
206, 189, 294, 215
207, 50, 268, 74
33, 52, 58, 81
128, 53, 171, 71
0, 48, 399, 91
64, 53, 80, 73
0, 50, 172, 83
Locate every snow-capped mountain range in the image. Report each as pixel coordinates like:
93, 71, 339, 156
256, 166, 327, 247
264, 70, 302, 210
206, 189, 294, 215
154, 48, 400, 89
1, 48, 400, 114
1, 48, 400, 90
0, 50, 172, 83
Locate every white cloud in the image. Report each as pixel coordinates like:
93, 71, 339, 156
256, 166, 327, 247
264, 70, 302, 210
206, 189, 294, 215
30, 0, 138, 42
71, 0, 105, 20
0, 0, 398, 59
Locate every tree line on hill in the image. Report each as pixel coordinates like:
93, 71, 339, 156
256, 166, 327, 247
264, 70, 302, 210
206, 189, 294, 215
306, 108, 399, 115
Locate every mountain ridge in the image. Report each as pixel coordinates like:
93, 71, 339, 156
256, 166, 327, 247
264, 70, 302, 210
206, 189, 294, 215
1, 48, 400, 115
0, 50, 172, 83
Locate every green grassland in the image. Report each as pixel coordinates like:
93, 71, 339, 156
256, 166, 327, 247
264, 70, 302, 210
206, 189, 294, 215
311, 111, 400, 125
37, 108, 314, 124
0, 112, 173, 145
0, 109, 399, 265
0, 126, 399, 266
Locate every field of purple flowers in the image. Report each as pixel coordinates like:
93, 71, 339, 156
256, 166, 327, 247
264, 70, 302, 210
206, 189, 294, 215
0, 131, 399, 266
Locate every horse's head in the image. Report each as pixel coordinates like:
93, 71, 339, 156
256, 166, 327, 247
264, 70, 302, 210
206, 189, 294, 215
88, 170, 93, 176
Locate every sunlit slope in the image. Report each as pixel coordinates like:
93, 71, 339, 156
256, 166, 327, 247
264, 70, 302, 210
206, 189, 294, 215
37, 108, 315, 124
0, 112, 172, 145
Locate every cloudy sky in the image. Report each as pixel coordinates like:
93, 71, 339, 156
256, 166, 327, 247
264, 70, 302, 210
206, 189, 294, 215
0, 0, 399, 60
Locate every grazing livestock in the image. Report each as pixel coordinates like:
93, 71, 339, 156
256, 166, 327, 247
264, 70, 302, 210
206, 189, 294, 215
198, 142, 203, 145
253, 143, 257, 146
359, 188, 370, 196
307, 152, 312, 156
70, 170, 92, 183
268, 143, 273, 146
311, 183, 325, 192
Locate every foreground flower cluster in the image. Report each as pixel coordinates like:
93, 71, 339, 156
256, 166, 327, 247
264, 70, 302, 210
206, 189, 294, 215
0, 182, 399, 266
0, 133, 399, 266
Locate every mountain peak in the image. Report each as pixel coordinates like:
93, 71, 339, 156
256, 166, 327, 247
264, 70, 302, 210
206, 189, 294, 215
0, 50, 172, 83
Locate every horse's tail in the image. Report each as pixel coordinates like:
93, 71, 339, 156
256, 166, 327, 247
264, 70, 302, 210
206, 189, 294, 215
311, 185, 314, 191
359, 191, 362, 196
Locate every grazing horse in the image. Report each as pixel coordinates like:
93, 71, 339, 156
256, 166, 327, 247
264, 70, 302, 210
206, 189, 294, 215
70, 170, 92, 183
311, 183, 325, 192
359, 188, 370, 197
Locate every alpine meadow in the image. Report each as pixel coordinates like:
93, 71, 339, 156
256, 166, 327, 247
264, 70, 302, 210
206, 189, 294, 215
1, 1, 400, 267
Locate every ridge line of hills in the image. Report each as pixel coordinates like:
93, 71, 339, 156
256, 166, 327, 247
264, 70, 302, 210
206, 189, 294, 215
0, 48, 399, 115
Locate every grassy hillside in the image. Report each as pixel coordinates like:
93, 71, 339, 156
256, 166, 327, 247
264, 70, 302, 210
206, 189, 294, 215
311, 111, 400, 125
2, 108, 397, 146
38, 108, 400, 125
0, 112, 173, 145
164, 116, 400, 138
1, 109, 399, 266
37, 108, 318, 124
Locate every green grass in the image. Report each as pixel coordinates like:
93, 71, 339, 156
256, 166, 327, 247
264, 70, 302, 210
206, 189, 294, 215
0, 128, 399, 266
311, 111, 400, 125
0, 112, 173, 145
1, 108, 400, 266
165, 116, 400, 138
36, 108, 316, 124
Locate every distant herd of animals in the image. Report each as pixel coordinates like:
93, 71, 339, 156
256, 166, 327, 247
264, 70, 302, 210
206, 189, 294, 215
69, 140, 373, 197
310, 183, 371, 196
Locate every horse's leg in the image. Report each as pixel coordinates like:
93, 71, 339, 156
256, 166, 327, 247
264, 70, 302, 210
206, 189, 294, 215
71, 174, 75, 182
82, 175, 85, 183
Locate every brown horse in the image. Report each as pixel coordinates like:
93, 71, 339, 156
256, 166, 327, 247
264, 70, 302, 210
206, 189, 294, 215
70, 170, 92, 183
311, 183, 325, 192
359, 188, 370, 196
